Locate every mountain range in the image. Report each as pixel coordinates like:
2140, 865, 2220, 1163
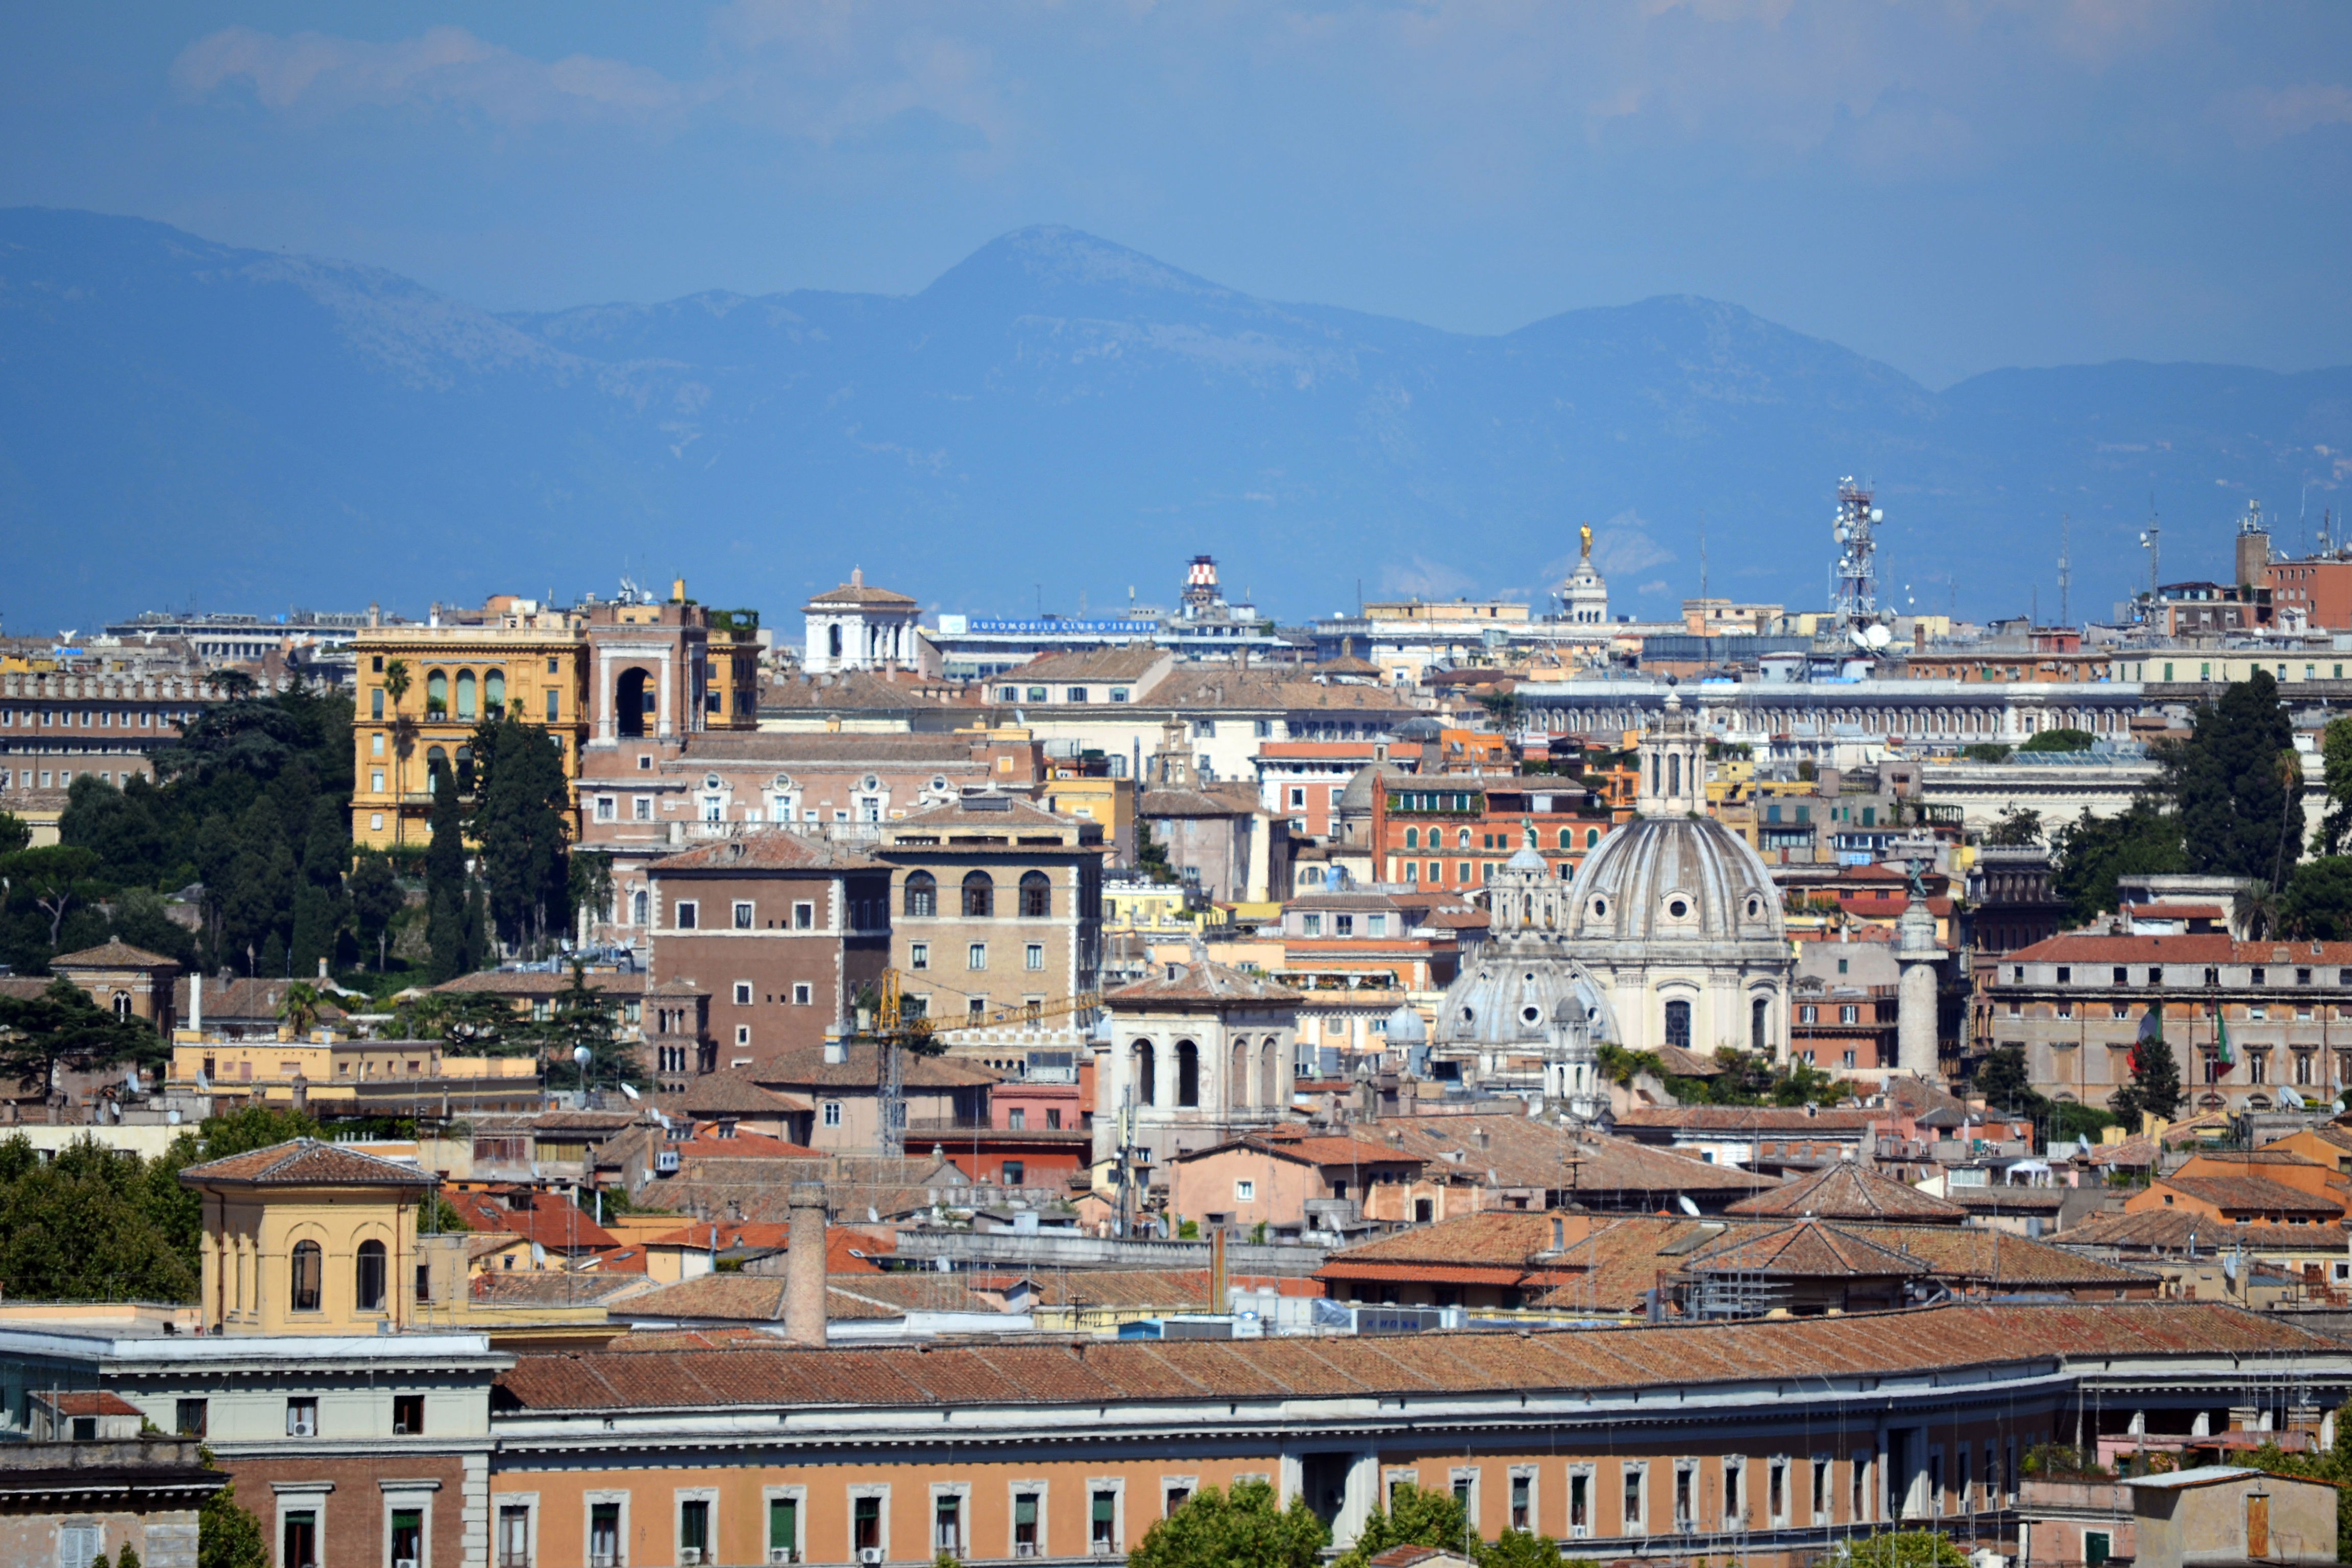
3, 205, 2348, 635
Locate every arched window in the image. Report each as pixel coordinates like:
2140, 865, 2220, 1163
426, 669, 448, 713
630, 889, 648, 925
1260, 1037, 1279, 1106
425, 746, 448, 794
112, 992, 132, 1021
1135, 1041, 1158, 1106
1405, 827, 1419, 849
1456, 828, 1471, 849
905, 872, 937, 917
1019, 871, 1051, 918
355, 1239, 387, 1312
962, 872, 994, 918
456, 670, 477, 720
290, 1240, 323, 1313
455, 744, 475, 795
1230, 1039, 1248, 1108
1585, 827, 1601, 848
1175, 1040, 1200, 1108
615, 668, 650, 739
1557, 828, 1571, 849
828, 624, 843, 659
1751, 998, 1769, 1054
1663, 999, 1693, 1050
484, 669, 506, 715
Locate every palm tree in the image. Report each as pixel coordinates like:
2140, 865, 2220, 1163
383, 659, 413, 847
277, 981, 327, 1038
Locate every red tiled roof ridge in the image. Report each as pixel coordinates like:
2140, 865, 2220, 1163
179, 1137, 437, 1187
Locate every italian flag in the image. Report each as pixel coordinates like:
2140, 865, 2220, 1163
2213, 1009, 2234, 1075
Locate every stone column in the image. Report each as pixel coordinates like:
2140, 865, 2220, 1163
1896, 899, 1944, 1080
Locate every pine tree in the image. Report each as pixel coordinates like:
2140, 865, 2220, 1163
2169, 671, 2303, 888
2110, 1006, 2184, 1129
473, 718, 573, 955
424, 760, 471, 983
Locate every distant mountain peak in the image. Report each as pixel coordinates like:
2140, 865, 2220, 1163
920, 224, 1259, 318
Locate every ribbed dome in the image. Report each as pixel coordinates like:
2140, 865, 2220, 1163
1566, 817, 1784, 946
1383, 1003, 1429, 1046
1433, 939, 1618, 1049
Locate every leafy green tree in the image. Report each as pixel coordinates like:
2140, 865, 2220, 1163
2051, 798, 2186, 924
425, 760, 471, 983
2166, 672, 2304, 887
108, 887, 198, 967
199, 1478, 270, 1568
1960, 742, 2013, 762
0, 812, 30, 852
59, 774, 168, 887
2239, 1403, 2352, 1563
398, 990, 515, 1049
1984, 805, 2043, 846
1973, 1043, 2047, 1119
1838, 1531, 1969, 1568
527, 963, 641, 1086
473, 717, 574, 955
2283, 857, 2352, 941
1337, 1483, 1472, 1568
348, 854, 406, 970
1478, 1532, 1573, 1568
2054, 1101, 2119, 1143
0, 976, 165, 1096
2109, 1005, 2183, 1129
1, 844, 103, 954
2020, 728, 2096, 753
0, 1134, 197, 1301
117, 1542, 142, 1568
1129, 1480, 1329, 1568
2317, 716, 2352, 857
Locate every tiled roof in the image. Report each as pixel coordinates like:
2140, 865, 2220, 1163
890, 794, 1086, 831
2055, 1211, 2347, 1253
50, 940, 178, 969
1682, 1218, 1931, 1278
1615, 1106, 1882, 1133
434, 969, 645, 997
174, 976, 349, 1022
1379, 1116, 1771, 1198
663, 1127, 820, 1158
1943, 1188, 2068, 1213
179, 1138, 435, 1188
1173, 1134, 1423, 1171
2003, 934, 2352, 965
640, 1222, 885, 1273
653, 830, 882, 873
448, 1188, 622, 1252
1000, 646, 1171, 684
806, 574, 917, 606
761, 671, 957, 710
493, 1302, 2332, 1414
34, 1390, 143, 1416
751, 1042, 1001, 1091
609, 1271, 999, 1323
2153, 1175, 2343, 1215
631, 1152, 972, 1227
1106, 959, 1299, 1007
1137, 787, 1259, 819
677, 1068, 815, 1118
1840, 1226, 2155, 1289
470, 1271, 653, 1308
1725, 1163, 1968, 1223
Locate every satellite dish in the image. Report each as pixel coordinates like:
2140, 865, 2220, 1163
1677, 1195, 1702, 1217
2281, 1084, 2306, 1109
619, 1082, 641, 1102
1849, 628, 1872, 650
1865, 623, 1893, 649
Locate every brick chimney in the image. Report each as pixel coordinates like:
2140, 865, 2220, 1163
785, 1181, 828, 1348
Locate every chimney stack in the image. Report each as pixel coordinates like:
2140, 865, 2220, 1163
785, 1181, 828, 1347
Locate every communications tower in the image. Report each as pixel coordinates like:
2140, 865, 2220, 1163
1832, 478, 1880, 625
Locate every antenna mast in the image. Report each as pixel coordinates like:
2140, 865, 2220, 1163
2058, 513, 2071, 628
1832, 478, 1879, 627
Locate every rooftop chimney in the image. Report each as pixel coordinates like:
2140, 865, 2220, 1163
785, 1181, 828, 1348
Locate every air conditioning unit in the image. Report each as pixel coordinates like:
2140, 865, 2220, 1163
861, 1549, 886, 1564
769, 1551, 801, 1565
1016, 1545, 1038, 1558
655, 1149, 681, 1174
681, 1553, 702, 1566
396, 1560, 420, 1568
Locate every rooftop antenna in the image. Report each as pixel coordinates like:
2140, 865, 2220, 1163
1831, 477, 1879, 628
2140, 496, 2161, 617
2057, 512, 2071, 628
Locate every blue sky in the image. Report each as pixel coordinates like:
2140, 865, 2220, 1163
4, 2, 2350, 387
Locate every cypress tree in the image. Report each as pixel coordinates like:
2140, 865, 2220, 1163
2170, 671, 2302, 887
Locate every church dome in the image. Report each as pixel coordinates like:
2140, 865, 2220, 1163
1383, 1003, 1429, 1047
1433, 940, 1619, 1049
1566, 816, 1785, 947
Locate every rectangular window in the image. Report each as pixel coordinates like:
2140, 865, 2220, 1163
734, 982, 753, 1006
498, 1504, 531, 1568
1026, 943, 1045, 971
794, 901, 815, 929
390, 1510, 424, 1568
286, 1397, 318, 1437
1854, 1450, 1872, 1520
393, 1393, 424, 1434
634, 796, 653, 821
372, 689, 385, 720
1770, 1458, 1786, 1524
596, 796, 616, 821
1303, 914, 1321, 936
911, 942, 930, 970
1014, 1492, 1039, 1556
1093, 1491, 1117, 1551
2086, 1530, 2111, 1567
1675, 1463, 1694, 1529
769, 1497, 799, 1562
1623, 1464, 1645, 1531
1570, 1473, 1589, 1536
546, 689, 561, 721
175, 1398, 207, 1437
823, 1101, 842, 1127
1002, 1160, 1025, 1186
1812, 1458, 1828, 1520
371, 770, 385, 793
969, 943, 988, 970
675, 900, 697, 929
851, 1497, 883, 1555
728, 901, 752, 929
936, 1495, 963, 1554
1335, 914, 1355, 937
792, 983, 813, 1006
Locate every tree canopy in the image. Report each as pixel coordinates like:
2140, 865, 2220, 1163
2166, 670, 2304, 888
1127, 1481, 1329, 1568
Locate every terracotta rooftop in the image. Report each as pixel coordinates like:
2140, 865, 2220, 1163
50, 940, 179, 969
2149, 1175, 2344, 1216
653, 830, 884, 873
448, 1188, 620, 1253
2057, 1210, 2347, 1253
1377, 1115, 1771, 1199
1173, 1133, 1424, 1171
1682, 1217, 1931, 1279
179, 1138, 435, 1188
1725, 1162, 1969, 1223
806, 574, 916, 607
751, 1042, 1001, 1092
1106, 958, 1300, 1008
676, 1068, 816, 1119
34, 1390, 144, 1416
492, 1302, 2329, 1414
1615, 1106, 1883, 1134
889, 794, 1091, 833
639, 1222, 884, 1273
2002, 934, 2352, 965
434, 969, 646, 997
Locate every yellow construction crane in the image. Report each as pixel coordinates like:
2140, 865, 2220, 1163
861, 971, 1099, 1158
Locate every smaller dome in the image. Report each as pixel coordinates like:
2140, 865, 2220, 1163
1504, 846, 1551, 874
1384, 1004, 1428, 1046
